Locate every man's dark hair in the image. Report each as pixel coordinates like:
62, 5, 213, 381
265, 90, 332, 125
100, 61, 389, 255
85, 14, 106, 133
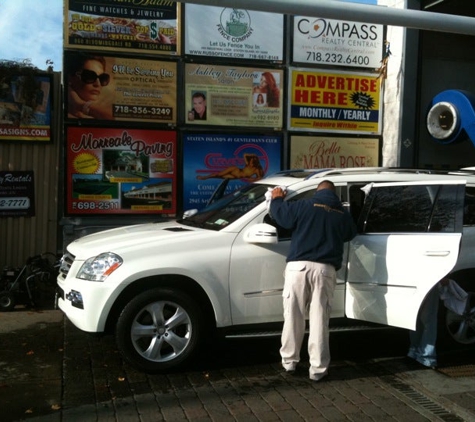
317, 180, 335, 192
192, 92, 206, 100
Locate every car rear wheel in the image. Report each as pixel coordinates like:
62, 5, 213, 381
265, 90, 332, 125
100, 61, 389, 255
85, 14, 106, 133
116, 288, 205, 373
444, 292, 475, 345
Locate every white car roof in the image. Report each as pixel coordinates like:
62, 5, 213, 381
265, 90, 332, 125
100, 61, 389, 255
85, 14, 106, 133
256, 167, 475, 188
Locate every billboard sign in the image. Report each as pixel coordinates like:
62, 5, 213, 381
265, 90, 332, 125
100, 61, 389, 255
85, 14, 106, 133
0, 74, 52, 143
66, 127, 177, 215
290, 135, 380, 169
65, 0, 180, 55
185, 5, 283, 61
0, 171, 35, 217
289, 67, 382, 134
64, 52, 177, 123
183, 133, 282, 210
185, 63, 284, 128
293, 16, 384, 69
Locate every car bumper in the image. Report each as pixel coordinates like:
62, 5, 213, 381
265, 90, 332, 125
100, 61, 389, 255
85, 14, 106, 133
56, 277, 115, 332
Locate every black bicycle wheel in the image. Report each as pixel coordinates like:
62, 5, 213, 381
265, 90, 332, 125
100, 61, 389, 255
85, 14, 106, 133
0, 290, 16, 312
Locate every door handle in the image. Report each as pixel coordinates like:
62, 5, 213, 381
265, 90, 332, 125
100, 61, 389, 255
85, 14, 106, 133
424, 251, 450, 256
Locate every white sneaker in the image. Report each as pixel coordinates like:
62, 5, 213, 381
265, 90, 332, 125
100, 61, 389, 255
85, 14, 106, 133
309, 370, 328, 381
282, 362, 297, 373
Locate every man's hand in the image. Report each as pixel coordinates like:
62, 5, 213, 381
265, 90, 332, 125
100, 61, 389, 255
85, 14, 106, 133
271, 187, 286, 199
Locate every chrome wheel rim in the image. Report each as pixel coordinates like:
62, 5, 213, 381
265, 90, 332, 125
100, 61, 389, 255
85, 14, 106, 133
446, 304, 475, 345
130, 300, 192, 362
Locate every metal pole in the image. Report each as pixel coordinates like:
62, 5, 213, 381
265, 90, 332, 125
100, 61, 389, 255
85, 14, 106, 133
178, 0, 475, 36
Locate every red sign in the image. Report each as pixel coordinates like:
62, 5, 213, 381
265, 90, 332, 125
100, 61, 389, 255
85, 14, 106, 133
66, 127, 177, 215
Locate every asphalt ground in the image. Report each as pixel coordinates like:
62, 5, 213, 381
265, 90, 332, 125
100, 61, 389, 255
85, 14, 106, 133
1, 304, 475, 422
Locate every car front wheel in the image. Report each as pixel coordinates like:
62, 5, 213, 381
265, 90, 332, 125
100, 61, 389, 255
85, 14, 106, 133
116, 288, 205, 373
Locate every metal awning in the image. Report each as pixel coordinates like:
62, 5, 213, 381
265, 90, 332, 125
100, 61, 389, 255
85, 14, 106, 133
178, 0, 475, 36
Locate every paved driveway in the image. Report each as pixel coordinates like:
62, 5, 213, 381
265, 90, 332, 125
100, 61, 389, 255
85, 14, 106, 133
1, 307, 475, 421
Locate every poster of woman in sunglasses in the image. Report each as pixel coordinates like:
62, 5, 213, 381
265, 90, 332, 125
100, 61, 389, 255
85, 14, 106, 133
66, 53, 113, 119
65, 52, 177, 123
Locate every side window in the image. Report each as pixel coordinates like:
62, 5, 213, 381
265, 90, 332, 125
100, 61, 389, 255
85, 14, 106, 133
365, 185, 432, 232
360, 184, 463, 233
464, 186, 475, 225
430, 185, 460, 232
348, 184, 367, 224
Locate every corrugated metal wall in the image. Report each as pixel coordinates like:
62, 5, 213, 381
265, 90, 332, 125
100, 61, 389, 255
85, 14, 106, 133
0, 72, 62, 270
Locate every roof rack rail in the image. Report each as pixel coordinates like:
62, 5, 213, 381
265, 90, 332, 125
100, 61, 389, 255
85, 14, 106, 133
268, 166, 475, 180
303, 167, 440, 179
268, 169, 332, 179
450, 167, 475, 175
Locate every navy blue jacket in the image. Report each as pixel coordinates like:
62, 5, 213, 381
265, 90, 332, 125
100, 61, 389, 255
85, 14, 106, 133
269, 188, 357, 270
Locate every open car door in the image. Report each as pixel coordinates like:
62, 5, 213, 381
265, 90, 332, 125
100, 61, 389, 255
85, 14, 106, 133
345, 180, 465, 330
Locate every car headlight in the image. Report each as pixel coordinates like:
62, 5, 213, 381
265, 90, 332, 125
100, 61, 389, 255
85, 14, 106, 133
77, 252, 123, 281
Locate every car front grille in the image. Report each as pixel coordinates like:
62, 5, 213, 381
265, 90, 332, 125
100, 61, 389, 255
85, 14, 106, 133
59, 252, 75, 279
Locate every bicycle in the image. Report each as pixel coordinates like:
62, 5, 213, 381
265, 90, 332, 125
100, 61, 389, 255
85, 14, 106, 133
0, 252, 60, 311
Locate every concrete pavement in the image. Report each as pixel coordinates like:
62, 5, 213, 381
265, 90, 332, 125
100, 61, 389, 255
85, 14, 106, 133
1, 306, 475, 421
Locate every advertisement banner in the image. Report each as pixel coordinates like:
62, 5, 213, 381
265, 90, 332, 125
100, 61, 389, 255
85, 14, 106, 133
185, 5, 284, 61
64, 52, 177, 123
293, 16, 384, 69
66, 127, 176, 215
0, 74, 52, 142
290, 135, 380, 169
185, 64, 283, 128
0, 171, 35, 217
289, 67, 382, 134
183, 133, 282, 210
65, 0, 180, 55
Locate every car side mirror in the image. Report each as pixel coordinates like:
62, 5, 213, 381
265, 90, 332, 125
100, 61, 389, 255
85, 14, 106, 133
243, 223, 278, 244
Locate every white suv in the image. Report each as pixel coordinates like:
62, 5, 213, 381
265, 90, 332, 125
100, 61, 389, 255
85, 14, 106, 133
56, 167, 475, 372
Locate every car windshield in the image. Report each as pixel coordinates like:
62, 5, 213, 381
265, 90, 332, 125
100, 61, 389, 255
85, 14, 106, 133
178, 183, 272, 230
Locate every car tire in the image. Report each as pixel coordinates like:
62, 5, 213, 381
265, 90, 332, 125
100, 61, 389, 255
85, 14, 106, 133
0, 290, 16, 312
116, 288, 205, 373
443, 291, 475, 346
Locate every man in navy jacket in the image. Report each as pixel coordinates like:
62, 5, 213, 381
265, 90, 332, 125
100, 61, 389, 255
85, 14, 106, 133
270, 180, 357, 381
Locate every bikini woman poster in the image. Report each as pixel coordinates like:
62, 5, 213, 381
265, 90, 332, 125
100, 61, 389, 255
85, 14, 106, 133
183, 133, 282, 210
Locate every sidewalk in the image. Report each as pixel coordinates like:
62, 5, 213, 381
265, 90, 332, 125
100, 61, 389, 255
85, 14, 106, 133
1, 307, 475, 421
0, 307, 63, 422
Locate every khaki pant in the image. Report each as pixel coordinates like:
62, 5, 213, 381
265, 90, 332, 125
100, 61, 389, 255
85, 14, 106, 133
280, 261, 336, 380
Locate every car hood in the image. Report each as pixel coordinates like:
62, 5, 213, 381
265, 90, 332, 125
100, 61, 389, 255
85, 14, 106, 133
67, 221, 217, 259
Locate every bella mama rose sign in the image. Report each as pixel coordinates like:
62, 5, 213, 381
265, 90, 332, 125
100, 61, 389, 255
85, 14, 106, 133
290, 136, 380, 169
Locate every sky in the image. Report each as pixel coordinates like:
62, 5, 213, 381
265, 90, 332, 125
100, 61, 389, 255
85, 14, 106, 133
0, 0, 63, 71
0, 0, 377, 72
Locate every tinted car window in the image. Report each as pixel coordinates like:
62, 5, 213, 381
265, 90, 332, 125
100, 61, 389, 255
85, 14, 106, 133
348, 184, 367, 224
464, 186, 475, 225
362, 185, 431, 232
430, 184, 460, 232
360, 184, 462, 233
